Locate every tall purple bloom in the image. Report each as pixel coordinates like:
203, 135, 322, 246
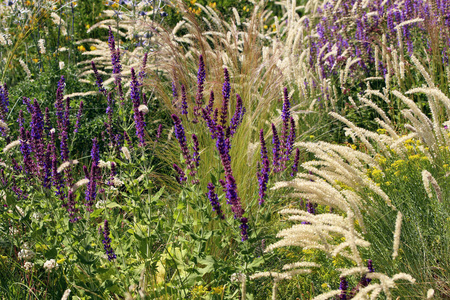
102, 220, 116, 261
138, 52, 148, 84
291, 148, 300, 177
202, 108, 217, 139
240, 217, 249, 241
286, 117, 296, 156
206, 183, 224, 219
173, 163, 187, 183
281, 88, 291, 162
271, 123, 281, 172
172, 114, 192, 169
193, 55, 206, 122
172, 81, 178, 108
130, 68, 146, 146
339, 277, 348, 300
206, 90, 215, 115
91, 61, 106, 95
220, 68, 230, 127
108, 27, 124, 104
192, 134, 200, 168
258, 129, 270, 205
230, 94, 245, 136
66, 190, 79, 222
181, 84, 188, 115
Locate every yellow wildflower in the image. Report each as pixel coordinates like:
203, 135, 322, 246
77, 45, 86, 52
90, 46, 96, 51
264, 25, 268, 29
190, 0, 196, 4
209, 2, 216, 8
32, 58, 39, 63
85, 24, 90, 29
377, 128, 386, 134
212, 286, 224, 294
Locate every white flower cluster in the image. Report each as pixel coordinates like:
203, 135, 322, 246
24, 261, 34, 271
18, 249, 35, 261
43, 259, 59, 272
38, 38, 46, 54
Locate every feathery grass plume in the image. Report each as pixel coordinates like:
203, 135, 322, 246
70, 178, 89, 193
121, 146, 131, 161
19, 59, 32, 79
38, 39, 45, 54
57, 160, 79, 174
0, 120, 8, 131
3, 140, 20, 153
422, 170, 443, 203
392, 211, 403, 260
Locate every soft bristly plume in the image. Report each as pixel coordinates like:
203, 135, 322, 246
121, 146, 131, 160
70, 178, 89, 193
422, 170, 442, 203
392, 211, 403, 260
3, 140, 20, 153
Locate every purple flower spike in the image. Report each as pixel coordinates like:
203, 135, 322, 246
286, 117, 296, 157
173, 163, 187, 183
207, 183, 224, 219
193, 55, 206, 122
206, 90, 214, 115
192, 134, 200, 168
172, 114, 192, 168
230, 94, 245, 136
130, 68, 146, 146
181, 84, 188, 115
240, 217, 249, 241
291, 148, 300, 177
67, 190, 79, 222
271, 124, 280, 172
91, 61, 106, 95
220, 68, 230, 127
108, 27, 123, 103
339, 277, 348, 300
202, 108, 217, 139
85, 164, 97, 212
258, 129, 270, 205
225, 174, 244, 219
138, 52, 148, 84
102, 220, 116, 261
74, 101, 83, 133
172, 81, 178, 108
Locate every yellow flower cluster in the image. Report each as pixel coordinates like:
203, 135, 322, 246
188, 6, 201, 15
77, 45, 86, 52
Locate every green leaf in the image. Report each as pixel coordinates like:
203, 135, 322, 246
90, 208, 104, 218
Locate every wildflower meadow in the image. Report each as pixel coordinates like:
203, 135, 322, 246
0, 0, 449, 299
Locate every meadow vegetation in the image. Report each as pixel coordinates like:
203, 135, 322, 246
0, 0, 449, 299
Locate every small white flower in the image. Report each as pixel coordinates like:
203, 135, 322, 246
38, 39, 46, 54
98, 160, 112, 169
111, 177, 124, 187
427, 288, 435, 299
50, 128, 56, 134
18, 249, 35, 261
231, 272, 246, 282
32, 212, 42, 221
95, 199, 107, 209
59, 61, 65, 70
24, 261, 34, 270
43, 259, 59, 272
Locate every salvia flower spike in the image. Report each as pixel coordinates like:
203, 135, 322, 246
102, 220, 116, 261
